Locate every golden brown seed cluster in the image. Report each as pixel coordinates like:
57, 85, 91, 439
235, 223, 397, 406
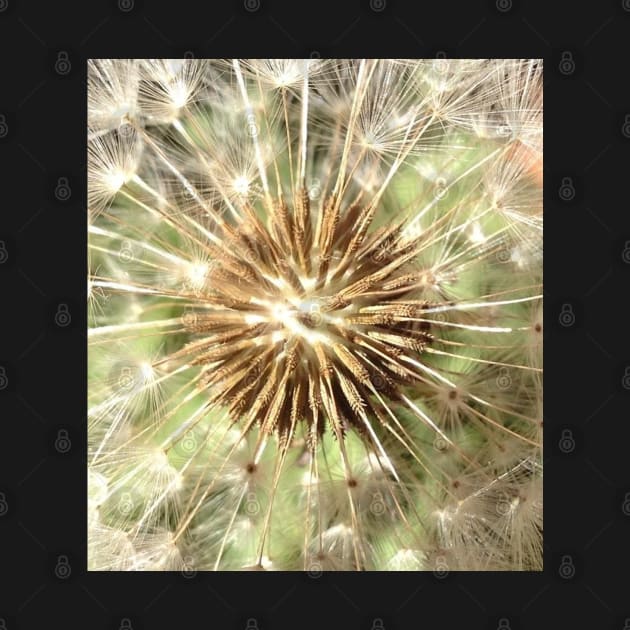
181, 189, 438, 451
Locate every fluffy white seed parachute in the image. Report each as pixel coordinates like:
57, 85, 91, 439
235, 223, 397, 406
88, 58, 543, 571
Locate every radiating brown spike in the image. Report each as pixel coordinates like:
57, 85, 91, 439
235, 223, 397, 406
336, 371, 365, 415
332, 201, 363, 251
260, 375, 288, 437
295, 188, 313, 261
316, 193, 336, 251
343, 203, 376, 255
316, 195, 341, 287
271, 196, 292, 246
359, 224, 402, 264
381, 273, 418, 292
331, 343, 371, 386
313, 343, 332, 380
321, 294, 350, 312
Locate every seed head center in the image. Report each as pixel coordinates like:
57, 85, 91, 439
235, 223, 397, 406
268, 288, 332, 343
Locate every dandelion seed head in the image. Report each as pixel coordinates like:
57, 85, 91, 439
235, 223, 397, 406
88, 128, 142, 214
105, 170, 126, 192
88, 523, 135, 570
88, 59, 542, 571
128, 529, 187, 570
88, 60, 140, 134
232, 175, 251, 196
140, 59, 209, 120
185, 261, 209, 292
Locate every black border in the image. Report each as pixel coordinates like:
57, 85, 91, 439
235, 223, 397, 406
1, 1, 629, 628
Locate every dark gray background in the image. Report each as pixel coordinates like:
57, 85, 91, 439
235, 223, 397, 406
0, 1, 628, 629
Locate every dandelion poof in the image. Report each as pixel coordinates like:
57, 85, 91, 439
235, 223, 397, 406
88, 59, 543, 571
